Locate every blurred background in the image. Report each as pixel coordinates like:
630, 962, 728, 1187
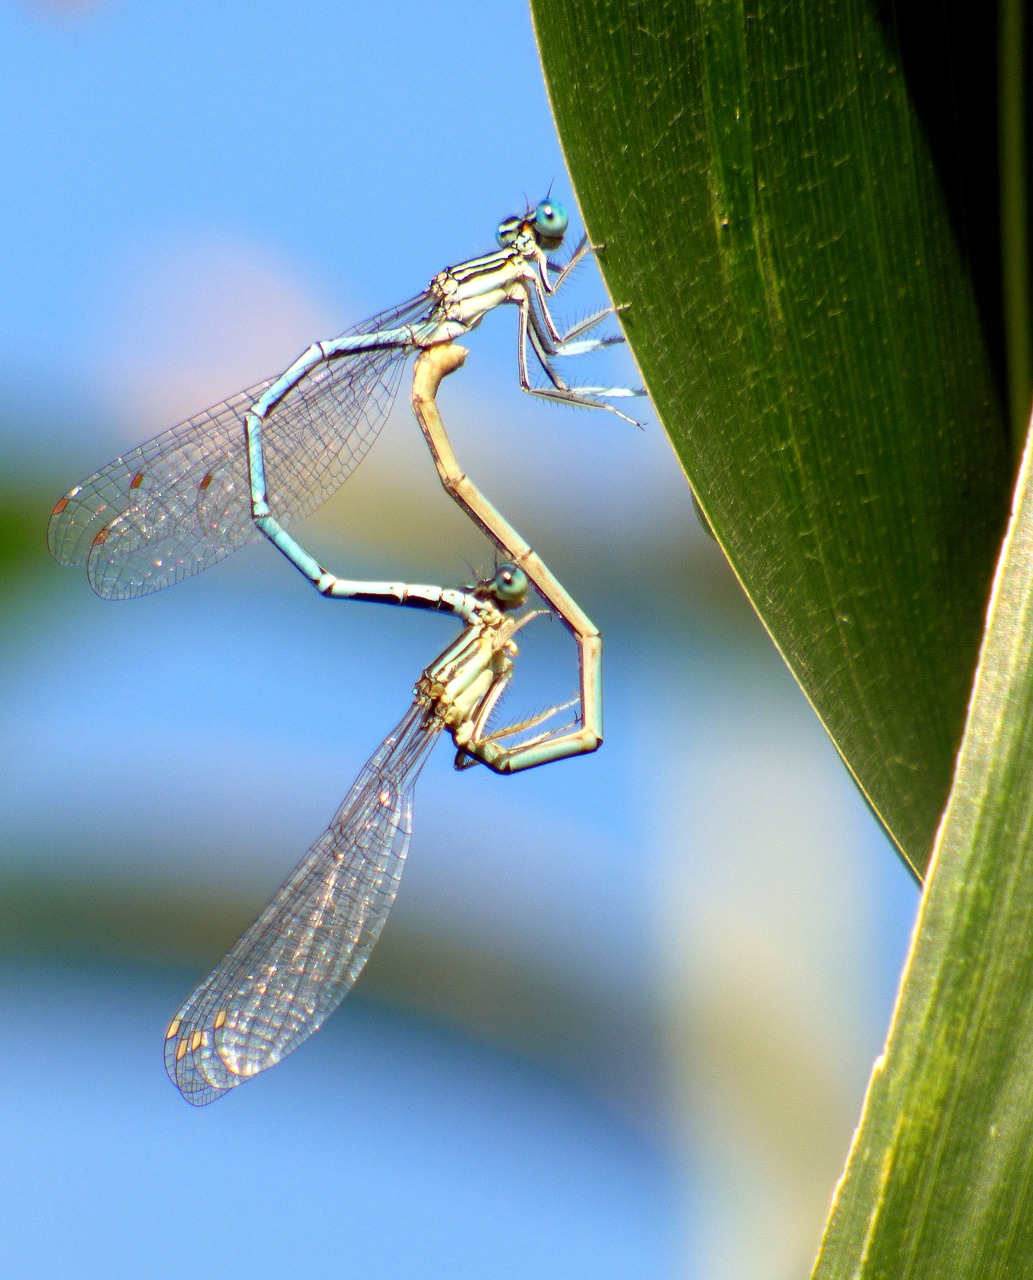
0, 1, 919, 1276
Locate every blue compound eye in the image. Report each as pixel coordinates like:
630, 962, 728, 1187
534, 198, 568, 242
496, 215, 522, 248
492, 563, 529, 605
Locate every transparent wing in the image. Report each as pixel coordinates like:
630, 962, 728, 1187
49, 292, 437, 599
165, 701, 441, 1106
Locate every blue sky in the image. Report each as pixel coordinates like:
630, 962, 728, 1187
3, 0, 574, 409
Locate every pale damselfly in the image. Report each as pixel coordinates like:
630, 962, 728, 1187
164, 563, 589, 1105
49, 198, 641, 606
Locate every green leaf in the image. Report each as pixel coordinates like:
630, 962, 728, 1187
531, 0, 1011, 876
811, 406, 1033, 1276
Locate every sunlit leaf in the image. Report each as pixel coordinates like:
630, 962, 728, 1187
811, 404, 1033, 1276
531, 0, 1011, 875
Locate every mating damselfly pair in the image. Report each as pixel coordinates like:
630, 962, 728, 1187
50, 197, 642, 1103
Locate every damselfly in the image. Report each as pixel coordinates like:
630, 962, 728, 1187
164, 563, 588, 1105
50, 198, 641, 603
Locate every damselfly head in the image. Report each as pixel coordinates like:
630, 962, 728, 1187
459, 562, 528, 609
489, 562, 529, 607
532, 197, 568, 248
496, 197, 568, 250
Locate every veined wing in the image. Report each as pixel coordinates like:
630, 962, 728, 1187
49, 291, 436, 599
165, 701, 441, 1106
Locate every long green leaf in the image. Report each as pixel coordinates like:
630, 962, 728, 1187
811, 405, 1033, 1275
531, 0, 1010, 875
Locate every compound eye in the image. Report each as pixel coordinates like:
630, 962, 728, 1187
492, 563, 529, 604
496, 215, 521, 247
534, 198, 568, 242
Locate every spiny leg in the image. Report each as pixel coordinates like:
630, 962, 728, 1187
455, 693, 582, 770
531, 234, 632, 353
514, 302, 642, 425
527, 267, 622, 352
525, 295, 626, 360
543, 233, 593, 293
524, 238, 645, 412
